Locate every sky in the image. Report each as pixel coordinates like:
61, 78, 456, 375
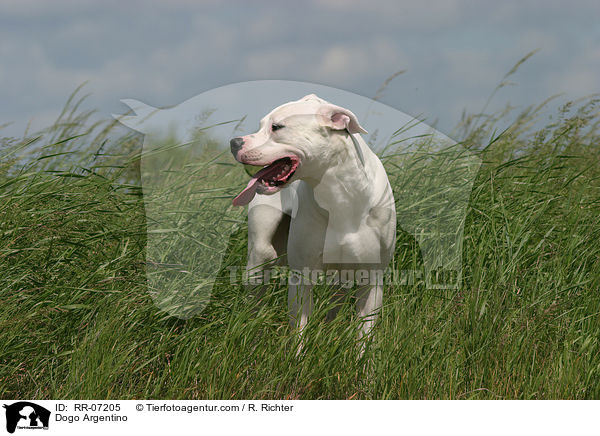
1, 0, 599, 139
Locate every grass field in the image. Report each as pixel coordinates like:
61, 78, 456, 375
1, 88, 599, 399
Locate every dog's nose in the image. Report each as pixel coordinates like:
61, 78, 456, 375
230, 137, 244, 155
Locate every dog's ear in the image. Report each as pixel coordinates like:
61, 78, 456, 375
301, 94, 327, 103
318, 104, 367, 134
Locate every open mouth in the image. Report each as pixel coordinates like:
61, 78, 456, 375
233, 156, 300, 206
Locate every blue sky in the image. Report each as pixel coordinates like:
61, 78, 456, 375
1, 0, 599, 138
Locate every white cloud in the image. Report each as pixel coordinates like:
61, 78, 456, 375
517, 29, 559, 55
311, 0, 464, 29
1, 0, 599, 139
241, 38, 406, 88
0, 0, 224, 15
442, 49, 503, 88
543, 46, 600, 97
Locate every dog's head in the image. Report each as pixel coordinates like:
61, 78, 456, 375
230, 94, 367, 206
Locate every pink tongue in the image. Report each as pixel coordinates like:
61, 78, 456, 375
233, 176, 260, 206
232, 158, 294, 206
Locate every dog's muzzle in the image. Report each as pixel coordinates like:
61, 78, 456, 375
230, 137, 244, 156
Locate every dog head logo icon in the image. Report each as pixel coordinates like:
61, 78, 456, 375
3, 402, 50, 434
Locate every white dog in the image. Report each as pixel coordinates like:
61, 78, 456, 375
230, 94, 396, 347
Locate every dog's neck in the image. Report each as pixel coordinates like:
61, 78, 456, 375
301, 131, 369, 184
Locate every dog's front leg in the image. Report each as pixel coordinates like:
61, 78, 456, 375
288, 278, 313, 354
355, 281, 383, 351
246, 201, 290, 297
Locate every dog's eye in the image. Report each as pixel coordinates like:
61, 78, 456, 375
271, 123, 284, 132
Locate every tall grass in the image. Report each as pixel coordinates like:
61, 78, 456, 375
0, 87, 599, 399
